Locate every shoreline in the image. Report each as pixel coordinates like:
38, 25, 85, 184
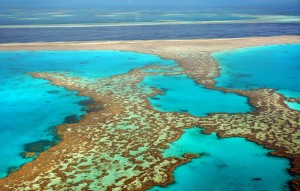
0, 36, 300, 190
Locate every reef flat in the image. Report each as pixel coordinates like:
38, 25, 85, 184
0, 36, 300, 190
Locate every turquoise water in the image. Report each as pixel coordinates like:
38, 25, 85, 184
140, 74, 253, 116
143, 45, 300, 191
150, 127, 291, 191
141, 74, 292, 190
0, 50, 295, 190
213, 44, 300, 98
0, 76, 88, 178
0, 51, 176, 78
0, 50, 175, 178
285, 101, 300, 111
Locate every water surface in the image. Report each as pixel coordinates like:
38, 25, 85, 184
213, 44, 300, 98
1, 23, 300, 43
150, 127, 291, 191
142, 73, 292, 190
140, 74, 252, 116
0, 50, 175, 177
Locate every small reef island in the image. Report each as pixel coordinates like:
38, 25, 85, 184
0, 36, 299, 190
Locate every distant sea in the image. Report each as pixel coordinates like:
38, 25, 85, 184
0, 10, 299, 43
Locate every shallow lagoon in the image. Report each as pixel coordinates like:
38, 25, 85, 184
147, 44, 299, 190
285, 101, 300, 111
213, 44, 300, 98
140, 74, 253, 116
150, 128, 291, 191
0, 50, 175, 177
0, 50, 295, 190
0, 77, 88, 178
142, 73, 293, 191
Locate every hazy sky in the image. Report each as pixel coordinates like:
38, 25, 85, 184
1, 0, 300, 14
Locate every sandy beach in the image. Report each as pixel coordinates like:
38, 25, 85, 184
0, 36, 300, 190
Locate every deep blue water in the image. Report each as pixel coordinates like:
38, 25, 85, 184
1, 23, 300, 43
1, 1, 300, 15
0, 10, 254, 25
213, 44, 300, 98
0, 8, 299, 43
0, 50, 175, 178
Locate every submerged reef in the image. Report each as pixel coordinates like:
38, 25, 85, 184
0, 36, 299, 190
0, 65, 298, 190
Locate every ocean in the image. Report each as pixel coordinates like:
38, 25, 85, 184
140, 45, 300, 190
213, 44, 300, 99
0, 8, 299, 191
0, 49, 295, 190
150, 128, 292, 191
0, 10, 300, 43
0, 50, 175, 178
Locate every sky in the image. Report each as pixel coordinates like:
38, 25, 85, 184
0, 0, 299, 14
